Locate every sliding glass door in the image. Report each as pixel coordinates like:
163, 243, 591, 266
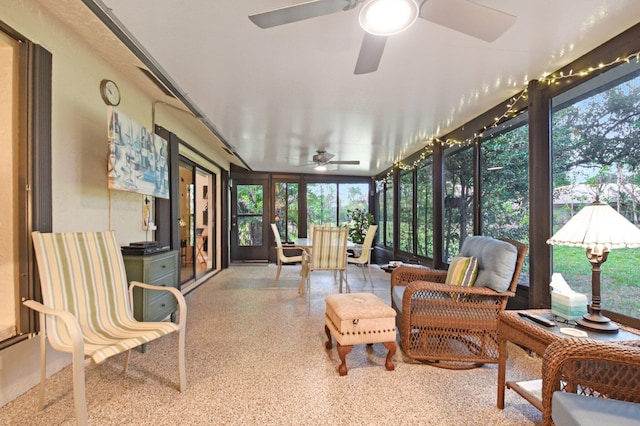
179, 159, 215, 283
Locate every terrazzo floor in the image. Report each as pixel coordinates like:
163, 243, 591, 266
1, 264, 543, 425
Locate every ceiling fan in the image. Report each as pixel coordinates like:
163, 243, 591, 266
249, 0, 516, 75
308, 149, 360, 170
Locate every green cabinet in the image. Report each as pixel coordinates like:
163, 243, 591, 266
122, 250, 179, 322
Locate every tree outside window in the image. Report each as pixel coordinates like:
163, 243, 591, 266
417, 159, 433, 258
399, 169, 414, 253
481, 120, 530, 283
444, 146, 474, 262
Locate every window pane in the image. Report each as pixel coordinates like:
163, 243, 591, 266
307, 183, 337, 225
236, 184, 263, 214
417, 159, 433, 258
481, 123, 529, 240
236, 184, 263, 247
552, 61, 640, 319
444, 146, 474, 262
399, 169, 414, 252
376, 181, 384, 245
274, 182, 298, 242
237, 217, 263, 246
385, 180, 394, 247
338, 183, 368, 224
481, 120, 530, 284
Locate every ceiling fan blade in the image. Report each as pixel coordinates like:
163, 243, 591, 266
354, 32, 388, 75
329, 160, 360, 165
313, 150, 335, 162
420, 0, 516, 42
249, 0, 349, 29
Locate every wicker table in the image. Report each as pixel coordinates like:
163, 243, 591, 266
497, 309, 640, 413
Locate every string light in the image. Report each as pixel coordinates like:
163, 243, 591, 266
376, 50, 640, 185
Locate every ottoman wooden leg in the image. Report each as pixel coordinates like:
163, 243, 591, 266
336, 343, 353, 376
324, 324, 332, 349
383, 341, 396, 371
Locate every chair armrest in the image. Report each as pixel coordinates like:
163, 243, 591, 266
406, 280, 514, 298
128, 281, 188, 326
541, 338, 640, 426
23, 299, 85, 355
391, 265, 446, 289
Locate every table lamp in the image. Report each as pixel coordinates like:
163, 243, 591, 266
547, 196, 640, 333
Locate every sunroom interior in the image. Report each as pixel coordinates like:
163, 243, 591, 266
2, 0, 640, 423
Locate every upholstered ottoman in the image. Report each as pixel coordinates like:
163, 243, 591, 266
324, 293, 397, 376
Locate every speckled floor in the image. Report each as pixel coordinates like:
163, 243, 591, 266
0, 264, 543, 425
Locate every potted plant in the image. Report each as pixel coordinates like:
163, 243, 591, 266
346, 207, 375, 245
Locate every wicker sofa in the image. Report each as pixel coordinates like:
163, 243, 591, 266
542, 338, 640, 426
390, 236, 527, 369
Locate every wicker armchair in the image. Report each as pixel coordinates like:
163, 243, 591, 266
390, 237, 527, 369
541, 338, 640, 426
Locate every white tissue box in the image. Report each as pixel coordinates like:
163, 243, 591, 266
551, 291, 588, 321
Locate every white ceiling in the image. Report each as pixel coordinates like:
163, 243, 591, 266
89, 1, 640, 175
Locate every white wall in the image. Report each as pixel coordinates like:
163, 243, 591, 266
0, 1, 230, 407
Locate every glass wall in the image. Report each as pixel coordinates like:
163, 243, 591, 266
551, 60, 640, 318
416, 159, 433, 258
306, 182, 368, 227
338, 183, 369, 223
376, 180, 385, 245
443, 145, 474, 262
398, 169, 414, 253
385, 180, 394, 247
480, 118, 530, 283
274, 182, 299, 242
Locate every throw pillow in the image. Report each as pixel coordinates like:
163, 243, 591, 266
459, 236, 518, 293
445, 256, 478, 288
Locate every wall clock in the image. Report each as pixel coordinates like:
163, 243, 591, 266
100, 79, 121, 106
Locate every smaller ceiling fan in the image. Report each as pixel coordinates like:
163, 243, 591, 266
249, 0, 516, 74
309, 149, 360, 170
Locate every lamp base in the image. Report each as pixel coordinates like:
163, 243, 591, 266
576, 311, 619, 334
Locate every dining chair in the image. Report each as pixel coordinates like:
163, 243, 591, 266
271, 223, 303, 285
24, 231, 187, 425
300, 226, 350, 295
347, 224, 378, 285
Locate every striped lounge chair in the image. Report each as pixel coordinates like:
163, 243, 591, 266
24, 231, 187, 425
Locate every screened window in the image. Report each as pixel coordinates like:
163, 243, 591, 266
306, 182, 369, 227
236, 184, 263, 246
480, 118, 530, 284
398, 169, 414, 252
376, 180, 384, 245
338, 183, 368, 224
274, 182, 299, 242
444, 145, 474, 262
416, 158, 433, 258
307, 183, 337, 225
385, 180, 394, 247
551, 60, 640, 319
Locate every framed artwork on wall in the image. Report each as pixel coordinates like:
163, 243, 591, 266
107, 107, 170, 199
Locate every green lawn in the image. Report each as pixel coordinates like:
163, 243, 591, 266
552, 245, 640, 317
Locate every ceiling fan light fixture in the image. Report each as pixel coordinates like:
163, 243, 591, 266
314, 164, 328, 171
359, 0, 419, 36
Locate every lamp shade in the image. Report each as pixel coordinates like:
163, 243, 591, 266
547, 200, 640, 249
